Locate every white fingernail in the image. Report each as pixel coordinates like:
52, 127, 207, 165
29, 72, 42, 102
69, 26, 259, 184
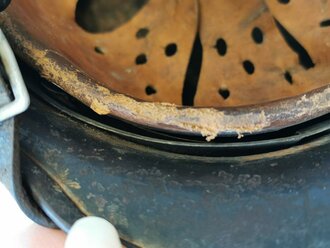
65, 216, 122, 248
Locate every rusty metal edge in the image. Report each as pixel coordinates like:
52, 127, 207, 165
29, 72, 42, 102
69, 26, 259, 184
1, 13, 329, 141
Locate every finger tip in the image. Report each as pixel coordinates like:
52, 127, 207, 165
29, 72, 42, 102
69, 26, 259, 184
65, 216, 122, 248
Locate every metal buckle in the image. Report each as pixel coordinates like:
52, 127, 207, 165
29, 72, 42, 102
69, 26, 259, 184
0, 29, 29, 122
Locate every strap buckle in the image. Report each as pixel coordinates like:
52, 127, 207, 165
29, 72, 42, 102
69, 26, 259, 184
0, 29, 29, 122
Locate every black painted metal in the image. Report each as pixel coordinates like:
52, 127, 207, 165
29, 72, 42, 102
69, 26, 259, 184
21, 157, 84, 232
22, 154, 140, 248
0, 74, 55, 228
18, 87, 330, 247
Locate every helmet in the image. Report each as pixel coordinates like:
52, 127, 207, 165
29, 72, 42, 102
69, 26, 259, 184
1, 0, 329, 141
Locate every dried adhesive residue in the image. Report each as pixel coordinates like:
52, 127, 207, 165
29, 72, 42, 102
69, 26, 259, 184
295, 87, 330, 117
88, 86, 270, 141
33, 44, 270, 140
268, 85, 330, 124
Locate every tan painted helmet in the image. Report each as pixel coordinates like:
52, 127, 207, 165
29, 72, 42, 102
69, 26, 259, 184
1, 0, 329, 140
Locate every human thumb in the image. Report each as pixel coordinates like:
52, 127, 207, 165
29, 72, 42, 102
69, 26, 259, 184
65, 216, 122, 248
